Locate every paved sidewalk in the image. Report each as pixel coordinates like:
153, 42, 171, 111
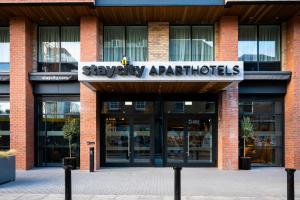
0, 167, 299, 199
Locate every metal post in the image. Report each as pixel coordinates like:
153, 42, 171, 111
64, 165, 72, 200
90, 147, 94, 172
173, 167, 182, 200
286, 168, 296, 200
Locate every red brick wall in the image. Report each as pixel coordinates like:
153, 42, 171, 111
80, 16, 102, 170
285, 16, 300, 170
148, 22, 169, 61
216, 16, 239, 170
9, 18, 34, 170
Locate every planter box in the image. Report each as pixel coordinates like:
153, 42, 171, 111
239, 157, 251, 170
63, 157, 77, 170
0, 155, 16, 184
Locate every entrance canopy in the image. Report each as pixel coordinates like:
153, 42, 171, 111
78, 61, 244, 93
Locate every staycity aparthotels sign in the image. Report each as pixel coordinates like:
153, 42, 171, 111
78, 61, 244, 82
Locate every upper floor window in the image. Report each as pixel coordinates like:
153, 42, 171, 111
38, 26, 80, 72
0, 27, 9, 72
169, 26, 214, 61
104, 26, 147, 62
238, 25, 280, 71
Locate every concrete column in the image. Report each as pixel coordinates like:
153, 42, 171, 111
216, 16, 239, 170
285, 16, 300, 170
80, 16, 102, 170
9, 17, 34, 170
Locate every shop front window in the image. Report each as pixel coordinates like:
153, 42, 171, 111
104, 26, 148, 61
0, 100, 9, 150
38, 26, 80, 72
238, 25, 280, 71
37, 98, 80, 167
239, 97, 283, 166
0, 27, 9, 72
170, 26, 214, 61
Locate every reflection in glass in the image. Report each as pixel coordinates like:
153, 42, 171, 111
105, 116, 130, 163
102, 101, 153, 114
259, 26, 280, 62
187, 118, 212, 163
134, 123, 151, 163
192, 26, 214, 61
126, 26, 148, 61
238, 25, 257, 61
165, 101, 215, 114
239, 98, 283, 166
170, 26, 191, 61
104, 26, 125, 61
0, 27, 9, 72
38, 100, 80, 166
167, 118, 184, 163
0, 101, 10, 150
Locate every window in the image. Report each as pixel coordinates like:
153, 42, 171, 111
108, 102, 120, 110
170, 26, 214, 61
104, 26, 147, 61
238, 25, 280, 71
0, 99, 10, 150
38, 26, 80, 72
37, 99, 80, 166
0, 27, 9, 72
165, 101, 215, 114
135, 101, 146, 111
239, 97, 283, 166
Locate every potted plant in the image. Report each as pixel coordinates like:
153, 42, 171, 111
62, 118, 79, 170
0, 149, 16, 184
239, 116, 255, 170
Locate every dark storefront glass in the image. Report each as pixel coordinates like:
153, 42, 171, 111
239, 97, 283, 166
38, 26, 80, 72
0, 100, 10, 150
238, 25, 280, 71
170, 26, 214, 61
0, 27, 9, 72
37, 99, 80, 167
103, 26, 148, 61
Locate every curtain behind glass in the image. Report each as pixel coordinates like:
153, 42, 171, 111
39, 27, 60, 63
170, 26, 191, 61
238, 25, 257, 61
104, 26, 125, 61
259, 25, 280, 62
192, 26, 213, 61
61, 26, 80, 63
0, 27, 9, 63
126, 26, 147, 61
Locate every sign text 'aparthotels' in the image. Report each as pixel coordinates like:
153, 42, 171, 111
78, 61, 244, 82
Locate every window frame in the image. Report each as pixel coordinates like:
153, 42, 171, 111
103, 25, 148, 62
238, 24, 282, 71
0, 27, 10, 72
0, 96, 10, 150
37, 25, 80, 72
169, 25, 215, 61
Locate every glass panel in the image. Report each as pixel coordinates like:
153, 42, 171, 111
126, 26, 147, 61
61, 26, 80, 72
167, 118, 185, 163
170, 26, 191, 61
259, 25, 280, 62
0, 101, 10, 150
238, 25, 257, 61
102, 101, 153, 114
192, 26, 214, 61
0, 27, 9, 72
133, 118, 151, 163
38, 27, 60, 72
164, 101, 215, 114
187, 118, 212, 163
105, 116, 130, 163
239, 98, 283, 166
104, 26, 125, 61
38, 100, 80, 166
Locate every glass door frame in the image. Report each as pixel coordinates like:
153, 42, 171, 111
164, 113, 217, 167
100, 113, 156, 167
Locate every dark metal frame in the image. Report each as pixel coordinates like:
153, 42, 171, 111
99, 93, 218, 167
0, 95, 10, 150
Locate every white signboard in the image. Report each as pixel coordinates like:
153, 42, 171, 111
78, 61, 244, 82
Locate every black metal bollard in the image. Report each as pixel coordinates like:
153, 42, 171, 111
90, 147, 94, 172
173, 167, 182, 200
64, 165, 72, 200
286, 168, 296, 200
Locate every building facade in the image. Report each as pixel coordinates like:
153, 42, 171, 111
0, 0, 299, 170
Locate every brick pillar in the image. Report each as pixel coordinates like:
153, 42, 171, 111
148, 22, 169, 61
285, 16, 300, 170
10, 18, 34, 170
216, 16, 239, 170
80, 16, 102, 170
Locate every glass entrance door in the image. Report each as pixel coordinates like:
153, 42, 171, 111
165, 115, 215, 166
